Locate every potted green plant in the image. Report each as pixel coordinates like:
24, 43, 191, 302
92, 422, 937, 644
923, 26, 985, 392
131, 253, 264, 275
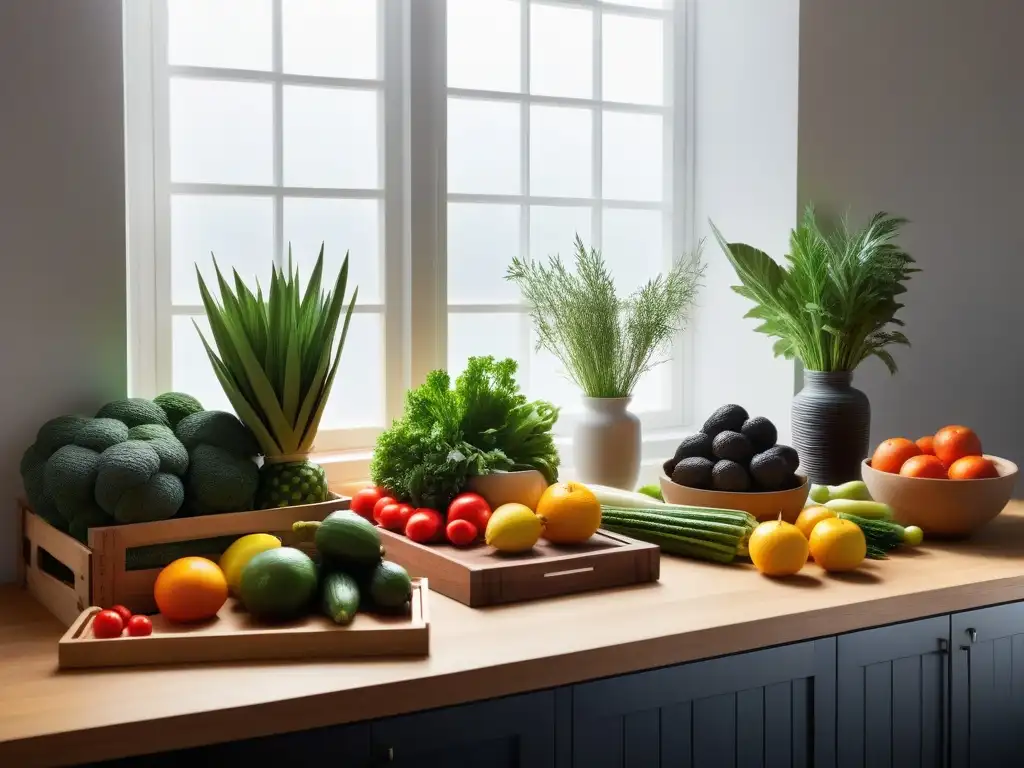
195, 246, 358, 508
711, 207, 917, 485
506, 235, 703, 490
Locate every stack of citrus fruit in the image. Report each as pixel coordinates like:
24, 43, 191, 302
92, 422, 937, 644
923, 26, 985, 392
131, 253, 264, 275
749, 510, 867, 577
870, 425, 998, 480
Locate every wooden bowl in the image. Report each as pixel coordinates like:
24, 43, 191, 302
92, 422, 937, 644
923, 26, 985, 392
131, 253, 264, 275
861, 455, 1018, 538
659, 473, 810, 523
466, 470, 549, 511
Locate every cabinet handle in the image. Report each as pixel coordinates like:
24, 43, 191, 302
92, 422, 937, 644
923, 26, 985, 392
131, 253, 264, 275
938, 637, 949, 654
967, 627, 978, 643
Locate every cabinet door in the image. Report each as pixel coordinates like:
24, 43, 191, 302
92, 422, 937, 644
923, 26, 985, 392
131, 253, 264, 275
951, 601, 1024, 768
570, 639, 836, 768
836, 615, 950, 768
370, 690, 557, 768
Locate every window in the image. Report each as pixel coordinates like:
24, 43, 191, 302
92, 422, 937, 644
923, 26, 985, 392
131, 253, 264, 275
126, 0, 688, 457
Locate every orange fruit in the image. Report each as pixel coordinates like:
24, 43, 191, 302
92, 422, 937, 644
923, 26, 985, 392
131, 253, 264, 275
748, 519, 808, 576
808, 518, 866, 572
933, 425, 982, 468
948, 455, 998, 480
915, 435, 935, 455
870, 437, 921, 474
794, 505, 837, 540
536, 482, 601, 544
899, 454, 948, 479
153, 557, 228, 623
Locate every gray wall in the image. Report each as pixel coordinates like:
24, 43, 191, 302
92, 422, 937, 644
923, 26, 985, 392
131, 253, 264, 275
0, 0, 127, 582
799, 0, 1024, 464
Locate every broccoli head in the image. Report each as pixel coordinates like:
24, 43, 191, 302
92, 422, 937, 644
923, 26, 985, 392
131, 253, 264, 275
127, 423, 189, 475
20, 443, 64, 529
96, 398, 169, 429
74, 418, 130, 453
153, 392, 204, 428
35, 415, 90, 458
185, 444, 258, 514
175, 410, 259, 457
44, 444, 102, 524
68, 506, 116, 544
94, 440, 184, 523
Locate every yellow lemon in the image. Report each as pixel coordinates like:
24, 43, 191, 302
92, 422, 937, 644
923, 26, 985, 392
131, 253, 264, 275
536, 482, 602, 544
794, 505, 837, 540
219, 533, 281, 595
485, 503, 544, 553
748, 519, 808, 577
809, 518, 866, 572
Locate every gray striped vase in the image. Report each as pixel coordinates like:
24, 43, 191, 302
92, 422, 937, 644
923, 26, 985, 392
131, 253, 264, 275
791, 370, 870, 485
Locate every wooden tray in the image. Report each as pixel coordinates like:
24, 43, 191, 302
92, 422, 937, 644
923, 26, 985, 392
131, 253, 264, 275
20, 495, 349, 625
378, 529, 659, 607
58, 579, 429, 669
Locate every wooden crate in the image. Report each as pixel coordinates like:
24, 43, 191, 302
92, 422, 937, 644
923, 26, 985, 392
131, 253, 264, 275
378, 528, 660, 607
20, 496, 349, 626
58, 579, 429, 669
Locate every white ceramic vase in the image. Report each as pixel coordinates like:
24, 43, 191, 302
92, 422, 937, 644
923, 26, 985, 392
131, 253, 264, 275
573, 396, 641, 490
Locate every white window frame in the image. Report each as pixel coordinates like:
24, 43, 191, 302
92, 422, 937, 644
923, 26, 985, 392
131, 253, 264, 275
125, 0, 695, 461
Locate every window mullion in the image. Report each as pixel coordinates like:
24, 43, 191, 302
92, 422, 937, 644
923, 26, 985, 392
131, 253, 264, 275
519, 0, 533, 391
592, 6, 603, 249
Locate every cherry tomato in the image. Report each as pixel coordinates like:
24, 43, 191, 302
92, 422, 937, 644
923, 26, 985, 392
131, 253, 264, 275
109, 604, 133, 625
351, 487, 384, 521
447, 493, 492, 531
395, 504, 415, 530
376, 502, 405, 531
126, 615, 153, 637
372, 496, 396, 525
446, 518, 478, 547
92, 609, 124, 639
405, 509, 443, 543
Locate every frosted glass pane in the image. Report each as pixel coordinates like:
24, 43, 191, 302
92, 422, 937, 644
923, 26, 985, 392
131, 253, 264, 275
530, 106, 592, 198
320, 313, 385, 429
602, 111, 663, 201
168, 0, 272, 70
531, 4, 592, 98
172, 196, 274, 306
602, 208, 665, 293
448, 0, 521, 92
283, 198, 382, 303
283, 0, 378, 79
283, 86, 379, 189
170, 79, 273, 185
173, 316, 233, 415
448, 99, 521, 194
630, 358, 670, 412
529, 341, 581, 416
448, 204, 520, 304
448, 313, 525, 379
603, 14, 665, 105
530, 206, 592, 262
603, 0, 667, 7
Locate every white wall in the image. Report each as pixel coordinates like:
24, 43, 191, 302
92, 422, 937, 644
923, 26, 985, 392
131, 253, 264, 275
691, 0, 800, 441
799, 0, 1024, 464
0, 0, 127, 582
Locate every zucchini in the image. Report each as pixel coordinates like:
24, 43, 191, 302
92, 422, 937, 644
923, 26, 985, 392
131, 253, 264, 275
321, 571, 360, 625
823, 498, 893, 519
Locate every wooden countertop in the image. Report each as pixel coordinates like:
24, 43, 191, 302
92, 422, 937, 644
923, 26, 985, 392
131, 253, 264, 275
4, 504, 1024, 767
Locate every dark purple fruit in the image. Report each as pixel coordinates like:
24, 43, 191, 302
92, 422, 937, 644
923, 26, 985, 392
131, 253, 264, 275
741, 416, 777, 453
671, 457, 715, 489
711, 460, 751, 492
712, 431, 754, 464
701, 404, 749, 439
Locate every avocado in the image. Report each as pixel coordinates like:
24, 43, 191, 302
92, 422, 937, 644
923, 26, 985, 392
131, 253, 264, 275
764, 444, 800, 475
671, 457, 715, 489
662, 457, 678, 477
672, 432, 714, 463
701, 404, 749, 439
741, 416, 777, 452
239, 547, 319, 621
712, 459, 751, 492
712, 431, 754, 464
368, 560, 413, 610
749, 450, 789, 491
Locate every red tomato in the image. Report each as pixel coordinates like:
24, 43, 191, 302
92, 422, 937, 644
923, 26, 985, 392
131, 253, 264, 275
447, 493, 492, 531
351, 488, 384, 521
126, 615, 153, 637
376, 502, 405, 531
109, 604, 133, 625
405, 509, 442, 543
395, 504, 415, 529
446, 518, 478, 547
92, 609, 124, 639
372, 496, 396, 525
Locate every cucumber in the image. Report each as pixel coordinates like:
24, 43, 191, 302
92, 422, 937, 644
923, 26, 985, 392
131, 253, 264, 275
321, 571, 361, 625
599, 503, 756, 564
823, 498, 893, 519
314, 511, 383, 565
368, 560, 413, 610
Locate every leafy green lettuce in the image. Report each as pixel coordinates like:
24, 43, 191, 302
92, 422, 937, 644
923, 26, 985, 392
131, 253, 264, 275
370, 356, 560, 509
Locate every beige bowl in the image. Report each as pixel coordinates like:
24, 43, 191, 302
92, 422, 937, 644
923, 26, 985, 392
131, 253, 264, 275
466, 470, 549, 511
659, 473, 810, 523
861, 455, 1018, 538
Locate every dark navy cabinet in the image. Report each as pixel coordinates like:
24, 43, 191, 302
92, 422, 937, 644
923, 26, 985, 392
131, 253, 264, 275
836, 615, 950, 768
569, 639, 836, 768
951, 601, 1024, 768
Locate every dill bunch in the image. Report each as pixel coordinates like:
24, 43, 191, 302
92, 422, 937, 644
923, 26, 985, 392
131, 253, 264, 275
506, 235, 704, 398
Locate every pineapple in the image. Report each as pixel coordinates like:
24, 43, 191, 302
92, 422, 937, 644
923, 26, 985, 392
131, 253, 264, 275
194, 245, 357, 510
